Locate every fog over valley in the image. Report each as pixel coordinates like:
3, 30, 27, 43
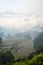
0, 1, 43, 65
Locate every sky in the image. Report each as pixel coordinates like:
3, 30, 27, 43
0, 0, 43, 13
0, 0, 43, 31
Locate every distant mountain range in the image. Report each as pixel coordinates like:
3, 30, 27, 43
0, 25, 43, 40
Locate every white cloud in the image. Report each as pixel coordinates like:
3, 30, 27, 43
0, 0, 43, 31
0, 12, 43, 31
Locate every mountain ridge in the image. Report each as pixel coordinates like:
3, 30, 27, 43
0, 25, 43, 39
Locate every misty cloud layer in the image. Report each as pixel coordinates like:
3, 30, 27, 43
0, 0, 43, 31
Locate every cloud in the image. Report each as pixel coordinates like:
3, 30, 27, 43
0, 10, 35, 16
0, 11, 37, 27
24, 19, 30, 22
0, 9, 43, 32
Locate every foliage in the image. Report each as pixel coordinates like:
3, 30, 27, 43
12, 54, 43, 65
0, 50, 43, 65
27, 54, 43, 65
0, 51, 14, 65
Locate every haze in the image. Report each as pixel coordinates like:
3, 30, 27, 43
0, 0, 43, 30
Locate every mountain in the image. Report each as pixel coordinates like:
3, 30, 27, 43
0, 25, 43, 40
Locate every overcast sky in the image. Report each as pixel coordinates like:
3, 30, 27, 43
0, 0, 43, 31
0, 0, 43, 13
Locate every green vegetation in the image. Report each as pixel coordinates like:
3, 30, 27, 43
0, 50, 43, 65
0, 32, 43, 65
0, 51, 14, 65
27, 54, 43, 65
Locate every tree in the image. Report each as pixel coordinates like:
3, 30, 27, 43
0, 51, 14, 65
27, 54, 43, 65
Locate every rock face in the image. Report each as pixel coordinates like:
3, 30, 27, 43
34, 32, 43, 49
0, 37, 2, 47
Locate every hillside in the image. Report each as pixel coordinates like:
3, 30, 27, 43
0, 25, 43, 40
3, 37, 34, 58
